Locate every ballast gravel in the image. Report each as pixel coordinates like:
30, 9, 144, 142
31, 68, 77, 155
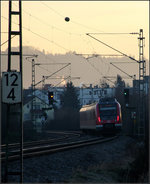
2, 135, 138, 183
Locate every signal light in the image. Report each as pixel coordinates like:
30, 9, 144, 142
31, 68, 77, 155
124, 88, 129, 104
48, 91, 54, 105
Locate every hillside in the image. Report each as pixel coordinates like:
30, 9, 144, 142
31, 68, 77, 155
1, 46, 140, 89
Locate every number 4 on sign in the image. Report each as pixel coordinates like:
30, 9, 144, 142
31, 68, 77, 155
2, 72, 21, 104
7, 88, 15, 101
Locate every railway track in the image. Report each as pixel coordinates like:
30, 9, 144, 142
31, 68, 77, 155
1, 131, 81, 161
1, 131, 81, 150
1, 135, 118, 162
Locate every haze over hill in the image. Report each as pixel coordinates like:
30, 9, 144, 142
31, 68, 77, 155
1, 46, 147, 89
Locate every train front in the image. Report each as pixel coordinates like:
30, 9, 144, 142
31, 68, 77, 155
96, 98, 122, 132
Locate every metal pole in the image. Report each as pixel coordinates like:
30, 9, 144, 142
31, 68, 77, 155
4, 0, 23, 182
8, 1, 11, 71
4, 105, 10, 182
4, 1, 12, 182
138, 29, 146, 138
32, 59, 36, 128
19, 0, 23, 182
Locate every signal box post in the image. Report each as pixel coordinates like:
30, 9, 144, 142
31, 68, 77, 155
48, 91, 54, 105
124, 88, 129, 106
1, 0, 23, 182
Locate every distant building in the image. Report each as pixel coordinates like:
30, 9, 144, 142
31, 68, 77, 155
133, 76, 149, 95
41, 84, 115, 108
23, 89, 54, 132
24, 85, 116, 115
78, 86, 115, 106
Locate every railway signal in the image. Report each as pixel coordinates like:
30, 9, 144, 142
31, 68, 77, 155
124, 88, 129, 105
48, 91, 54, 105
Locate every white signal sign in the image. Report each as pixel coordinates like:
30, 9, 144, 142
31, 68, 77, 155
2, 72, 21, 104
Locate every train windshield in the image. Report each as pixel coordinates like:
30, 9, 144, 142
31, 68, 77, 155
99, 104, 117, 119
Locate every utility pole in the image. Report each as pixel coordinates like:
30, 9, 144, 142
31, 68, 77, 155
25, 56, 38, 129
2, 0, 23, 182
31, 59, 36, 128
137, 29, 146, 138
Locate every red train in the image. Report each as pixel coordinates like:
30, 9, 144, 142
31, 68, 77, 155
80, 98, 122, 133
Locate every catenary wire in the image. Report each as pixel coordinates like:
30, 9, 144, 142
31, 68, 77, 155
1, 16, 70, 52
86, 33, 139, 63
40, 1, 105, 33
1, 35, 16, 46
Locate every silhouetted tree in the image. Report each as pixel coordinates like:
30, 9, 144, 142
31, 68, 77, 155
57, 81, 80, 130
115, 75, 125, 101
99, 79, 110, 88
60, 81, 80, 111
115, 75, 131, 134
115, 75, 125, 89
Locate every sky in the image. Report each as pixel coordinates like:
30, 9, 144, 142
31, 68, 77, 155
1, 1, 149, 88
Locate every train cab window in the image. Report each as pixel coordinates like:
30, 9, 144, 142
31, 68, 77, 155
99, 104, 117, 119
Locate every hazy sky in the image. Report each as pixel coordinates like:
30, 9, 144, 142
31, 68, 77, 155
1, 1, 149, 59
1, 1, 149, 88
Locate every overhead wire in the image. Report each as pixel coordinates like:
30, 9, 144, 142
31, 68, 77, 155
23, 40, 68, 75
3, 2, 133, 87
2, 4, 103, 58
85, 57, 103, 77
2, 14, 91, 87
77, 31, 127, 83
22, 8, 80, 36
25, 58, 51, 74
85, 31, 139, 79
86, 33, 139, 63
2, 16, 71, 85
16, 2, 83, 36
1, 15, 70, 53
25, 57, 71, 87
98, 56, 111, 76
2, 12, 91, 57
1, 35, 17, 46
34, 63, 71, 87
40, 1, 105, 33
22, 37, 71, 86
86, 32, 139, 35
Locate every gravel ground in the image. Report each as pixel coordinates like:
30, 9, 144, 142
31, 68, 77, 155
2, 135, 138, 183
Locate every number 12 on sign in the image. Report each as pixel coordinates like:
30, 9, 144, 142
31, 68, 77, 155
2, 72, 21, 104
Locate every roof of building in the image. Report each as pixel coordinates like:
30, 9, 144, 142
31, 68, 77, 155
23, 95, 49, 106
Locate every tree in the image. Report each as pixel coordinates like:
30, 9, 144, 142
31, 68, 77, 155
114, 75, 127, 134
115, 75, 125, 88
99, 79, 110, 88
57, 81, 80, 130
114, 75, 125, 103
60, 81, 80, 111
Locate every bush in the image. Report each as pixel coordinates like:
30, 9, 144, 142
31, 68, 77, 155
45, 108, 80, 131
